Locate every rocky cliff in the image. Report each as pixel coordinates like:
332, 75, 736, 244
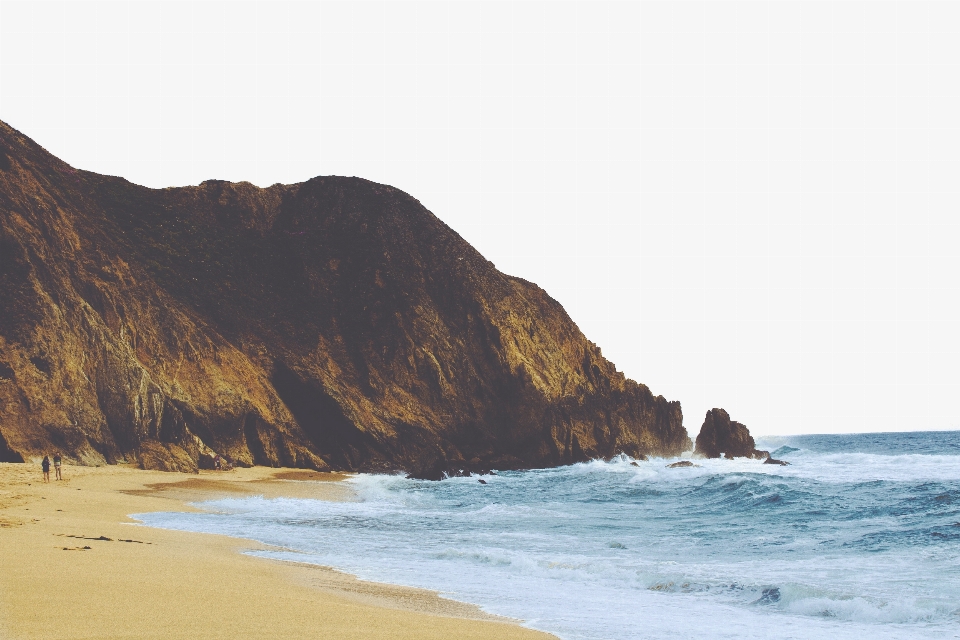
0, 121, 691, 476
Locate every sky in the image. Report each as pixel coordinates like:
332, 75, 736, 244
1, 1, 958, 436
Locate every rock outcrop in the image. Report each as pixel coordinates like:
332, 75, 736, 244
693, 408, 768, 460
0, 121, 691, 476
763, 457, 789, 466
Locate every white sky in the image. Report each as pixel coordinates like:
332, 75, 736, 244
2, 1, 959, 436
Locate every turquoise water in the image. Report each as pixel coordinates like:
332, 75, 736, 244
138, 431, 960, 639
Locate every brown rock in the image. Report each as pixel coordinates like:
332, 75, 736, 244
0, 121, 691, 476
694, 408, 768, 460
0, 428, 23, 462
138, 441, 198, 474
667, 460, 698, 468
763, 457, 790, 466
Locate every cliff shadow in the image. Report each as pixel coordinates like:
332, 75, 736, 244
271, 362, 369, 470
0, 429, 24, 462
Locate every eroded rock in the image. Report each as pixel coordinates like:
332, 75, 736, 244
763, 457, 790, 466
694, 409, 768, 460
138, 441, 198, 474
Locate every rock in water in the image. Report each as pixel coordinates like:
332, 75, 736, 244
752, 587, 781, 605
694, 409, 769, 460
763, 457, 790, 466
667, 460, 698, 468
0, 120, 691, 475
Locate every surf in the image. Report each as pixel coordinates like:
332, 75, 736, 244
137, 431, 960, 640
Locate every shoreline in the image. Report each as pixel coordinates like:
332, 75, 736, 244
0, 463, 555, 640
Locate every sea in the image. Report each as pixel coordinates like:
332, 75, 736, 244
137, 431, 960, 640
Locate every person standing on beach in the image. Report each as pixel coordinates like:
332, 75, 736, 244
53, 452, 62, 480
41, 455, 50, 483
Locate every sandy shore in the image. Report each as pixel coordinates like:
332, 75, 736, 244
0, 462, 555, 640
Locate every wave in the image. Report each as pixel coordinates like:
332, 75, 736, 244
135, 431, 960, 640
771, 445, 800, 457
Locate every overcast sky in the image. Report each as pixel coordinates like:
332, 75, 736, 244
2, 1, 958, 436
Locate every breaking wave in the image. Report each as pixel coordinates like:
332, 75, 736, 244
138, 430, 960, 639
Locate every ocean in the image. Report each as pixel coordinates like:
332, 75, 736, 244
137, 431, 960, 639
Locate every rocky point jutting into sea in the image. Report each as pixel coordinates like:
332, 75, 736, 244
0, 121, 691, 477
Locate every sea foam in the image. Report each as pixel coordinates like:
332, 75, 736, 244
137, 431, 960, 640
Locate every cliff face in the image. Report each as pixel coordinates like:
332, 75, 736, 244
0, 122, 691, 476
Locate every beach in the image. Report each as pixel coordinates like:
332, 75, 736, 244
0, 462, 555, 640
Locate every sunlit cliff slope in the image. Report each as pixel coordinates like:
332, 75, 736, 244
0, 121, 690, 476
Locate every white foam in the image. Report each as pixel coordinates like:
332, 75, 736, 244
136, 436, 960, 640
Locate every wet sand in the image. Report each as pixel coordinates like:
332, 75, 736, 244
0, 462, 555, 640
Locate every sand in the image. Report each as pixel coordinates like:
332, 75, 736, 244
0, 462, 555, 640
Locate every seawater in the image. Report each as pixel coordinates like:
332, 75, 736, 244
137, 431, 960, 639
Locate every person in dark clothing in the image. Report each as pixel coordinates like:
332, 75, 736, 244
53, 452, 62, 480
41, 456, 50, 483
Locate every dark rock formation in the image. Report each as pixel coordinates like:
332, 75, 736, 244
666, 460, 698, 468
137, 441, 197, 474
0, 121, 691, 475
197, 452, 217, 470
752, 587, 781, 605
763, 457, 790, 466
0, 428, 23, 462
694, 408, 768, 460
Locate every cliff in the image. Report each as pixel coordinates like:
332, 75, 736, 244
0, 121, 691, 476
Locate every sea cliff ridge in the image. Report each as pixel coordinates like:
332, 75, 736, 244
0, 121, 691, 477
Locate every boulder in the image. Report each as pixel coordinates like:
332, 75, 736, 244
763, 457, 790, 466
694, 408, 768, 460
752, 587, 781, 604
666, 460, 698, 468
138, 441, 198, 474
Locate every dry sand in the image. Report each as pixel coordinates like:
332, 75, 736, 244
0, 462, 555, 640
